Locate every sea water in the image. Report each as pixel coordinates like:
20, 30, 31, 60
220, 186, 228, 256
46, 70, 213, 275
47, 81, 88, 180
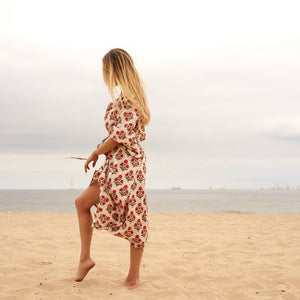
0, 189, 299, 214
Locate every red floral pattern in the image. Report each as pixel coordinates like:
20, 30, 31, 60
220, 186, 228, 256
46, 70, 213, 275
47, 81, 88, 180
89, 95, 148, 250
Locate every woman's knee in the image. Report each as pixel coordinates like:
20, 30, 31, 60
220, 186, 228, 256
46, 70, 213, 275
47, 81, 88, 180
75, 182, 100, 211
75, 196, 89, 211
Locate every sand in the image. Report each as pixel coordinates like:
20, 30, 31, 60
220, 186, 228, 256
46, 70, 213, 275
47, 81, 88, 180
0, 212, 299, 300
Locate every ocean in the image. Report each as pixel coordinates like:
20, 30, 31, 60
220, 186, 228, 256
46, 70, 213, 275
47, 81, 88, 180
0, 189, 299, 214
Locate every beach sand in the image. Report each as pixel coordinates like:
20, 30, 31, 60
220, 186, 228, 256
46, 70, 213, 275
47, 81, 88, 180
0, 212, 299, 299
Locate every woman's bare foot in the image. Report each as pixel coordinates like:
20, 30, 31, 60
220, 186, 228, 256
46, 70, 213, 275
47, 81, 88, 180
113, 278, 142, 290
74, 258, 95, 282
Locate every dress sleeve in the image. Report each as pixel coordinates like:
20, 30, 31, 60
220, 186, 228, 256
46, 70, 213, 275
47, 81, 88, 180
109, 100, 142, 148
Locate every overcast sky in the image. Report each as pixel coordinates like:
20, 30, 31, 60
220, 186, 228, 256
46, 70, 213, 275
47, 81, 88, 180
0, 0, 300, 189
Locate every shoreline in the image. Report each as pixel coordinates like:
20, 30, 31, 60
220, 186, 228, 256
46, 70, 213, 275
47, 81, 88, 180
1, 211, 300, 215
1, 212, 299, 299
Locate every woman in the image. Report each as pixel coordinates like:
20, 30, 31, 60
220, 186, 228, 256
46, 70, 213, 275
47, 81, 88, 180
74, 48, 151, 290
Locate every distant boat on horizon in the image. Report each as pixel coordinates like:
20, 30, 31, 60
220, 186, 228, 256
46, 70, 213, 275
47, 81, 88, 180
171, 186, 181, 190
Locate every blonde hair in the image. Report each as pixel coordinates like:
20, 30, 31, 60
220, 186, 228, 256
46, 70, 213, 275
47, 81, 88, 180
102, 48, 151, 126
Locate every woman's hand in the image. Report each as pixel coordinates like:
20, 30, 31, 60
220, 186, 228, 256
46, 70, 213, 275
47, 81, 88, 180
84, 152, 98, 173
84, 138, 120, 173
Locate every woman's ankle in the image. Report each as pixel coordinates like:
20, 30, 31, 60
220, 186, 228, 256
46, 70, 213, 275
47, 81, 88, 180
79, 256, 92, 262
125, 276, 140, 284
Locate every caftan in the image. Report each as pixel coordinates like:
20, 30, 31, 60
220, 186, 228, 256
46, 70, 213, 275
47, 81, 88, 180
89, 94, 149, 250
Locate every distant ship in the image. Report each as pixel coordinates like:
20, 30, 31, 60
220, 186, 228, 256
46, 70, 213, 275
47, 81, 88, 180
171, 187, 181, 190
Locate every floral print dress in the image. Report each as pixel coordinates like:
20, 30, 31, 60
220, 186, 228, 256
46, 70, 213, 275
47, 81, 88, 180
89, 94, 148, 250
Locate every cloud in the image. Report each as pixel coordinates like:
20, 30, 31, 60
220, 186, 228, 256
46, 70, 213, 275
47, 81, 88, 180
267, 134, 300, 143
256, 117, 300, 143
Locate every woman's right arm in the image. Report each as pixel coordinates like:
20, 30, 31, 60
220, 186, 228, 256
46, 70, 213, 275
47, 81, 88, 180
84, 138, 120, 173
93, 138, 120, 156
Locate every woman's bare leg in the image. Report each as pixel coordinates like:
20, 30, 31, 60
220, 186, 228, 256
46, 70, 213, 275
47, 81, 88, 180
118, 244, 144, 289
74, 181, 100, 281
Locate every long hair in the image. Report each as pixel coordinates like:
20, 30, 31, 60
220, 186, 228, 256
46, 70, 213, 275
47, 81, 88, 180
102, 48, 151, 126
